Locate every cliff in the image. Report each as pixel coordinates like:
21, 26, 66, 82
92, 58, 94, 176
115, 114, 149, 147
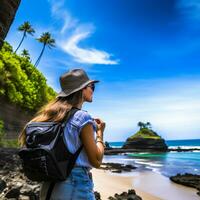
0, 0, 21, 48
0, 97, 34, 139
122, 128, 168, 152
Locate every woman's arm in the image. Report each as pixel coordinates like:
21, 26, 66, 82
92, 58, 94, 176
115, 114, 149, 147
80, 123, 105, 168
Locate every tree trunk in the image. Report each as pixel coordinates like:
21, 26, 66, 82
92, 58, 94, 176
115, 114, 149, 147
14, 32, 26, 53
34, 44, 46, 67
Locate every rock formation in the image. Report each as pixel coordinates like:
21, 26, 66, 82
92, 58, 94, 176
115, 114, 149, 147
123, 127, 168, 152
0, 98, 34, 139
0, 148, 40, 199
100, 162, 136, 173
108, 189, 142, 200
105, 141, 113, 150
0, 0, 21, 48
170, 173, 200, 196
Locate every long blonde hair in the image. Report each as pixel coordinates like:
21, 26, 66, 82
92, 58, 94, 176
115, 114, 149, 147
18, 90, 83, 146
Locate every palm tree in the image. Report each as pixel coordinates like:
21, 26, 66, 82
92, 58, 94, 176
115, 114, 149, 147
21, 49, 30, 60
15, 21, 35, 53
137, 121, 144, 130
146, 122, 152, 129
34, 32, 55, 67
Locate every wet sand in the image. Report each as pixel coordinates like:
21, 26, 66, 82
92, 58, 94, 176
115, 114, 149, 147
92, 168, 161, 200
91, 168, 199, 200
132, 171, 199, 200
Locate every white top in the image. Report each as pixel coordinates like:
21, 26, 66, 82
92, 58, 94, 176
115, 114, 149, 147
64, 109, 97, 168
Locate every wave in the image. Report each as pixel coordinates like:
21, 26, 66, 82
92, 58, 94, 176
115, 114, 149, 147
146, 166, 161, 173
110, 145, 122, 148
134, 160, 163, 167
169, 146, 200, 149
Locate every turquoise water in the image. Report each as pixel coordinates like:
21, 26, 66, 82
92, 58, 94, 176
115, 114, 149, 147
104, 139, 200, 177
108, 139, 200, 148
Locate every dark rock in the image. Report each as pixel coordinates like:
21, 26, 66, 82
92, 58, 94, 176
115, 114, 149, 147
5, 186, 21, 198
169, 148, 200, 152
123, 138, 168, 152
0, 97, 34, 139
105, 141, 113, 150
0, 148, 40, 199
170, 173, 200, 196
100, 162, 136, 173
121, 127, 168, 152
0, 179, 6, 193
108, 189, 142, 200
128, 189, 136, 195
20, 185, 38, 196
0, 0, 21, 48
112, 169, 122, 173
94, 191, 101, 200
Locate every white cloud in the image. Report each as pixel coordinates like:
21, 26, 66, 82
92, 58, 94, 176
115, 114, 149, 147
48, 0, 119, 65
59, 30, 119, 65
49, 0, 78, 34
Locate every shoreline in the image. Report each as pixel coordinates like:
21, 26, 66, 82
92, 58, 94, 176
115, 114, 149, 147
92, 168, 199, 200
104, 147, 200, 155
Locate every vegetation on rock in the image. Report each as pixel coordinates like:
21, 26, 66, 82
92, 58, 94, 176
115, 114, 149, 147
0, 120, 5, 142
128, 121, 162, 140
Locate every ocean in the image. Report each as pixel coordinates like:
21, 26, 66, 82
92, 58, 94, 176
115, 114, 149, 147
103, 139, 200, 177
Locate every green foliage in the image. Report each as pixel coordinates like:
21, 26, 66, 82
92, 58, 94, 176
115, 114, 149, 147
0, 139, 19, 148
35, 32, 55, 67
0, 119, 19, 147
15, 21, 35, 53
0, 119, 5, 141
36, 32, 55, 48
0, 41, 56, 111
17, 21, 35, 36
137, 121, 152, 130
129, 128, 161, 140
21, 49, 30, 60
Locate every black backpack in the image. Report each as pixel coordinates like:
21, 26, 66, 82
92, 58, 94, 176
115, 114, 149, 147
18, 108, 83, 182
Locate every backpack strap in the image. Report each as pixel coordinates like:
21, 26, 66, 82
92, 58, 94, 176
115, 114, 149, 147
61, 107, 84, 152
45, 182, 55, 200
45, 108, 82, 200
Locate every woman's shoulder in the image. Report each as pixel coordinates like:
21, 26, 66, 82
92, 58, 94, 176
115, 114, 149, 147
72, 109, 92, 123
74, 109, 91, 118
70, 109, 97, 131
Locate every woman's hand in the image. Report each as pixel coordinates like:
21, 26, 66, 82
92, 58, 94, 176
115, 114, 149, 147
94, 118, 106, 134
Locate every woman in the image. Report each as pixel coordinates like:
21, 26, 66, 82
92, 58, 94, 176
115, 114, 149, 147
19, 68, 106, 200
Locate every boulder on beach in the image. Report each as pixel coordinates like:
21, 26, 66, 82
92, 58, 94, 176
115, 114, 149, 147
122, 122, 168, 152
170, 173, 200, 196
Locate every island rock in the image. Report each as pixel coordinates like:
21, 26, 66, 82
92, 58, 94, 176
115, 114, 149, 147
122, 127, 168, 152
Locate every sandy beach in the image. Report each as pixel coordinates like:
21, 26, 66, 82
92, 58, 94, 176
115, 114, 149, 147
92, 168, 199, 200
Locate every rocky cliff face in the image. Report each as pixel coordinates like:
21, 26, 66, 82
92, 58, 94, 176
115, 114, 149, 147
123, 137, 168, 152
0, 0, 21, 48
0, 98, 34, 139
122, 127, 168, 152
0, 148, 40, 199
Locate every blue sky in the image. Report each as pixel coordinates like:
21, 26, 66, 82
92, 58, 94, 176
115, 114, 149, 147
6, 0, 200, 141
